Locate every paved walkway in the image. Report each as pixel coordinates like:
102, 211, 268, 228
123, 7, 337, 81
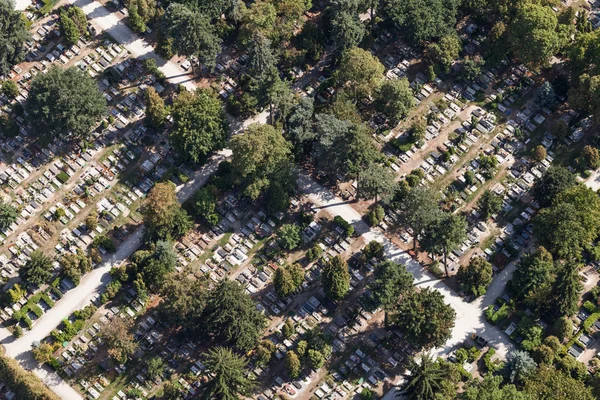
297, 174, 514, 359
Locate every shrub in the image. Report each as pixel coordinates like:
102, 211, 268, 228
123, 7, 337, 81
583, 300, 598, 314
13, 326, 22, 338
367, 205, 385, 226
333, 216, 354, 236
30, 305, 43, 318
56, 172, 69, 184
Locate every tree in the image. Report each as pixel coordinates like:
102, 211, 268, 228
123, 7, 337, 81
274, 267, 294, 298
532, 145, 547, 162
552, 120, 570, 142
330, 7, 365, 52
336, 47, 384, 101
59, 12, 80, 46
321, 255, 350, 301
191, 185, 219, 226
101, 317, 138, 363
523, 365, 594, 400
457, 257, 493, 297
146, 357, 165, 378
256, 341, 275, 366
426, 33, 462, 72
553, 263, 583, 317
286, 97, 314, 148
202, 280, 266, 351
402, 354, 449, 400
204, 346, 254, 400
532, 166, 577, 208
25, 67, 106, 140
461, 375, 528, 400
506, 350, 536, 384
376, 78, 415, 124
569, 73, 600, 123
369, 260, 413, 313
552, 317, 573, 342
534, 185, 600, 258
583, 145, 600, 170
477, 190, 502, 219
85, 212, 98, 231
279, 224, 301, 250
157, 271, 208, 334
142, 182, 192, 240
508, 3, 559, 68
535, 81, 556, 109
245, 33, 279, 106
32, 343, 55, 364
20, 251, 53, 285
396, 186, 442, 251
281, 318, 295, 338
170, 88, 227, 162
420, 212, 467, 276
2, 80, 18, 99
357, 163, 395, 202
145, 87, 168, 129
162, 4, 221, 71
0, 0, 29, 76
231, 123, 294, 200
0, 201, 17, 230
307, 349, 325, 370
285, 351, 301, 378
127, 0, 158, 33
383, 0, 461, 45
390, 288, 456, 349
135, 241, 177, 292
297, 20, 325, 62
461, 57, 484, 82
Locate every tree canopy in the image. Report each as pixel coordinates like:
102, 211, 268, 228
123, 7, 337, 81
336, 47, 384, 101
0, 0, 29, 77
170, 88, 227, 162
369, 260, 413, 311
142, 182, 192, 240
20, 251, 53, 286
508, 3, 559, 68
203, 346, 255, 400
456, 257, 493, 297
25, 67, 107, 140
321, 255, 350, 301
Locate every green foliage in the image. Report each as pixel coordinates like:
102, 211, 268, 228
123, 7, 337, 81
395, 186, 441, 251
307, 349, 325, 370
369, 260, 413, 311
133, 241, 177, 293
0, 0, 30, 77
278, 224, 301, 250
456, 257, 493, 297
142, 182, 192, 241
203, 280, 266, 351
508, 3, 559, 68
376, 78, 415, 124
231, 123, 294, 201
421, 212, 467, 276
524, 365, 594, 399
333, 215, 354, 237
477, 190, 502, 219
170, 89, 227, 162
532, 166, 577, 208
321, 255, 350, 301
1, 80, 18, 99
162, 3, 221, 70
144, 87, 168, 129
285, 351, 301, 378
126, 0, 158, 33
93, 235, 115, 252
329, 3, 365, 52
485, 303, 511, 325
306, 245, 323, 262
426, 33, 462, 72
507, 350, 536, 384
25, 67, 106, 140
390, 288, 456, 349
0, 201, 17, 231
204, 346, 254, 399
0, 353, 60, 400
191, 185, 220, 226
357, 163, 395, 201
363, 240, 384, 260
336, 47, 384, 101
20, 251, 53, 286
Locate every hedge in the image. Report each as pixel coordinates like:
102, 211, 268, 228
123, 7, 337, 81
56, 172, 69, 184
583, 312, 600, 332
0, 351, 60, 400
583, 300, 598, 314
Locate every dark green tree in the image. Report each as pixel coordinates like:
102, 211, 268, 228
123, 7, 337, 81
461, 375, 528, 400
278, 224, 301, 250
508, 3, 559, 68
321, 255, 350, 301
357, 163, 395, 202
402, 353, 449, 400
203, 346, 254, 400
390, 288, 456, 349
0, 201, 17, 230
25, 67, 107, 140
170, 88, 227, 162
477, 190, 502, 219
553, 262, 583, 317
0, 0, 29, 76
202, 280, 266, 351
532, 166, 576, 208
376, 78, 415, 124
20, 251, 53, 285
396, 186, 441, 251
369, 260, 413, 313
420, 212, 467, 276
144, 87, 168, 129
456, 257, 493, 297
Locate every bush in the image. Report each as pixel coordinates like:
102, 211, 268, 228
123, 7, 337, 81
56, 172, 69, 184
13, 326, 22, 338
306, 245, 323, 262
486, 303, 511, 325
367, 205, 385, 226
30, 305, 43, 318
583, 312, 600, 332
333, 216, 354, 236
583, 300, 598, 314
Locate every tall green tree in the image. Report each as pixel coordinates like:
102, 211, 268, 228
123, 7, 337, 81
461, 375, 529, 400
170, 88, 227, 162
135, 241, 177, 293
390, 288, 456, 349
0, 0, 29, 76
420, 212, 467, 276
59, 12, 81, 46
329, 3, 365, 52
321, 255, 350, 301
510, 247, 555, 310
507, 350, 536, 384
231, 123, 294, 201
278, 224, 301, 250
157, 270, 208, 334
553, 262, 583, 317
456, 257, 493, 297
383, 0, 461, 45
402, 354, 449, 400
396, 186, 441, 251
144, 87, 168, 129
508, 3, 559, 68
20, 251, 53, 285
376, 78, 415, 124
245, 33, 279, 106
202, 280, 266, 350
532, 166, 576, 208
203, 346, 254, 400
478, 190, 503, 219
162, 3, 221, 71
426, 33, 462, 72
336, 47, 384, 101
369, 260, 413, 313
357, 163, 395, 202
25, 67, 107, 140
523, 365, 594, 400
0, 201, 17, 230
142, 182, 192, 240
